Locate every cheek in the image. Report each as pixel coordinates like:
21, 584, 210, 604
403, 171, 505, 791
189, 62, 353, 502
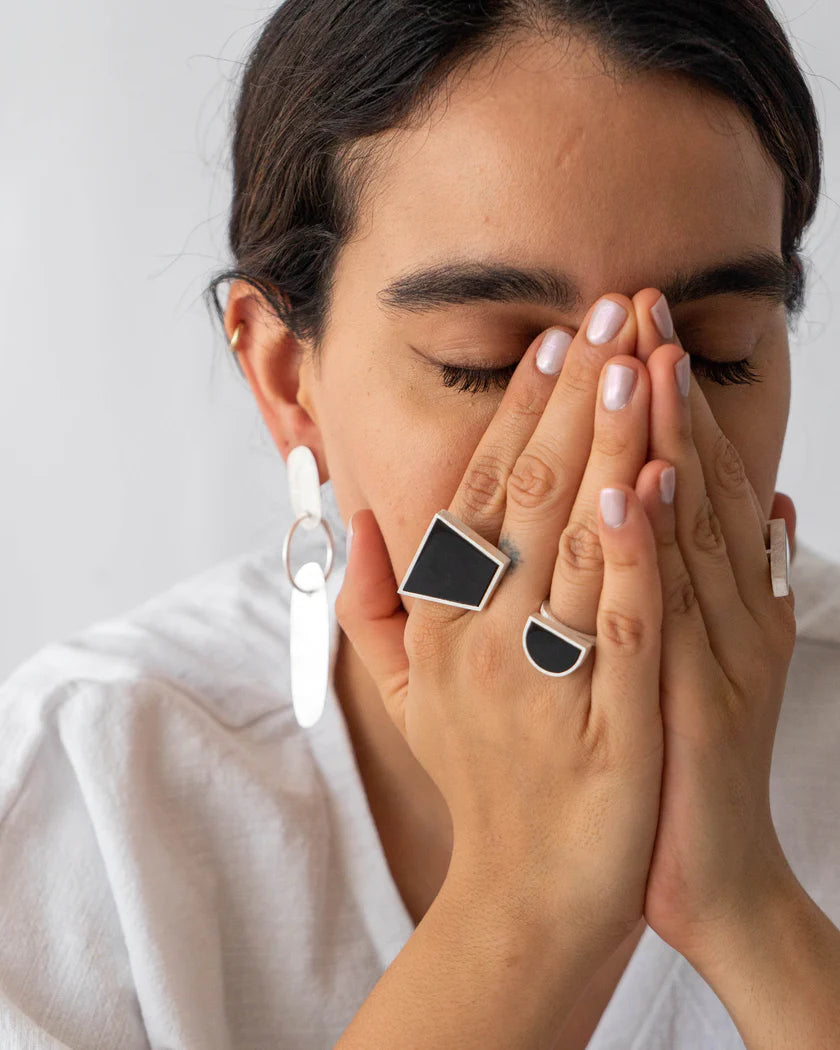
330, 370, 499, 578
367, 408, 492, 578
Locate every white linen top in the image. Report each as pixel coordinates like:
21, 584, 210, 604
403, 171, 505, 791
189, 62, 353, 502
0, 536, 838, 1049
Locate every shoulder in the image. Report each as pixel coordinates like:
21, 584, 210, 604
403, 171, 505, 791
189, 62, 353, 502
0, 672, 149, 1045
0, 543, 336, 1046
0, 540, 315, 828
1, 540, 295, 717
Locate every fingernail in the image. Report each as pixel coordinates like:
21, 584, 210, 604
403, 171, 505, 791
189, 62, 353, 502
536, 328, 573, 375
587, 299, 628, 345
600, 487, 627, 528
346, 513, 355, 561
603, 363, 637, 411
660, 466, 676, 505
651, 294, 674, 341
675, 353, 691, 398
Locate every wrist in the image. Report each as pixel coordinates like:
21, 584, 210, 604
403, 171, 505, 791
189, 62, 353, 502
444, 840, 625, 974
680, 854, 802, 979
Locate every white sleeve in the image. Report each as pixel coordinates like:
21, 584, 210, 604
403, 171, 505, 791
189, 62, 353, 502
0, 685, 151, 1050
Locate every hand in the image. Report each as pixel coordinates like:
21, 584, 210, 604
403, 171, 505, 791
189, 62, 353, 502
628, 288, 799, 958
337, 293, 666, 955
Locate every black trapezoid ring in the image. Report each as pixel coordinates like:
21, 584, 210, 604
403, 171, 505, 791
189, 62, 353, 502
522, 600, 597, 677
397, 509, 511, 611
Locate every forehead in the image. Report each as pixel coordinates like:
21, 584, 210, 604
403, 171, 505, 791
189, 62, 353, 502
343, 32, 784, 308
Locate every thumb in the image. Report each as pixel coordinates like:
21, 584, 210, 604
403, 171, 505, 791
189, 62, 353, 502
335, 509, 410, 737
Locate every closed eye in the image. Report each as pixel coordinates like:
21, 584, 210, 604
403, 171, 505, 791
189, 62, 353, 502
436, 355, 761, 394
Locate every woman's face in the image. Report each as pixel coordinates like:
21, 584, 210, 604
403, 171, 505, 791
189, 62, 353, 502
258, 34, 791, 590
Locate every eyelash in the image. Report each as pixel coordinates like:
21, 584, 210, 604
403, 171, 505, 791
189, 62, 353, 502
437, 354, 761, 394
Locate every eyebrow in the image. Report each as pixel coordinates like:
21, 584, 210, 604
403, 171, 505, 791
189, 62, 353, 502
376, 250, 792, 317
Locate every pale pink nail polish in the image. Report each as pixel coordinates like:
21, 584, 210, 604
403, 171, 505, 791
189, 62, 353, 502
675, 353, 691, 398
651, 294, 674, 341
587, 299, 627, 345
660, 466, 676, 505
536, 328, 573, 375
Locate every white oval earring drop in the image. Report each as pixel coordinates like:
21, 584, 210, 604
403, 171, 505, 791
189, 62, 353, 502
283, 445, 335, 728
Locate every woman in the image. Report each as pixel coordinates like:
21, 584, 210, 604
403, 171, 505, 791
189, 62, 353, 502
1, 1, 838, 1047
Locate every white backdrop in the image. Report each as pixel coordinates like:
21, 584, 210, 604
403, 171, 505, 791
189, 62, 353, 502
2, 0, 838, 680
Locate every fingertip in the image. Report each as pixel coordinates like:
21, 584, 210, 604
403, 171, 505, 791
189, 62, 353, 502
599, 485, 631, 530
632, 286, 665, 318
347, 507, 376, 552
634, 462, 676, 544
659, 464, 676, 507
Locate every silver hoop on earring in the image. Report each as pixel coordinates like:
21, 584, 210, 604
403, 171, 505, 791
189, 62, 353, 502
282, 513, 335, 594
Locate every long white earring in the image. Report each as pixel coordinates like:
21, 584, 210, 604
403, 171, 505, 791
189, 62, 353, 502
283, 445, 335, 728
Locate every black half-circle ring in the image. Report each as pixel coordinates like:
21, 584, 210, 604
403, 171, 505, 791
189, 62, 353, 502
522, 600, 597, 677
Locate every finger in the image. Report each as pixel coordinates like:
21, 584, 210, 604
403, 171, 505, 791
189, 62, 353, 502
636, 288, 782, 619
335, 509, 410, 738
633, 287, 768, 529
547, 354, 650, 637
406, 294, 639, 633
635, 459, 722, 733
634, 285, 772, 575
676, 366, 781, 619
588, 480, 664, 742
399, 323, 575, 629
632, 291, 764, 668
498, 294, 639, 611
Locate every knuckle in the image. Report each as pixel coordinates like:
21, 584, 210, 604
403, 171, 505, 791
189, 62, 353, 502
403, 612, 442, 665
460, 454, 508, 519
557, 360, 591, 399
692, 495, 727, 557
607, 543, 644, 574
662, 565, 699, 619
713, 432, 747, 498
558, 519, 605, 575
507, 448, 559, 509
507, 382, 548, 424
593, 426, 631, 459
595, 605, 651, 656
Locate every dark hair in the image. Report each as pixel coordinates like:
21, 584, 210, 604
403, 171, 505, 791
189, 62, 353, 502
204, 0, 823, 378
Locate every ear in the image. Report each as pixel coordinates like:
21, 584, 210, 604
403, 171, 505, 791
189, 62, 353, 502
224, 280, 328, 484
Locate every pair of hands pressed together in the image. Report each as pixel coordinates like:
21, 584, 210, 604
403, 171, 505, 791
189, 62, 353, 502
339, 284, 805, 977
340, 284, 840, 1047
486, 283, 801, 964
